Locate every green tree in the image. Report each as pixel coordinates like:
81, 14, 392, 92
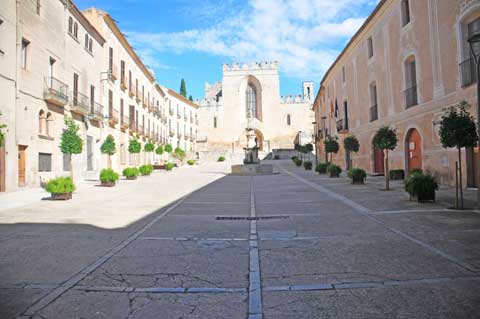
165, 144, 173, 153
144, 140, 155, 164
100, 134, 116, 168
180, 79, 187, 97
189, 95, 193, 102
439, 101, 478, 209
128, 138, 141, 165
344, 135, 360, 171
373, 126, 398, 190
173, 147, 186, 163
155, 144, 164, 155
324, 136, 339, 163
0, 112, 7, 146
60, 117, 83, 180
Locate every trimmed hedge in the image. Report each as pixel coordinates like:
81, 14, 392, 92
347, 168, 366, 184
327, 164, 342, 177
100, 168, 119, 184
303, 161, 312, 170
139, 164, 153, 176
405, 172, 438, 202
315, 163, 328, 174
123, 167, 139, 178
45, 176, 76, 194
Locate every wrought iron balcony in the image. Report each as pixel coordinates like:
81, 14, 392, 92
459, 56, 477, 88
108, 108, 119, 124
109, 65, 118, 81
71, 91, 90, 115
128, 89, 135, 97
129, 120, 137, 133
404, 85, 418, 108
370, 104, 378, 122
121, 115, 129, 129
44, 77, 69, 106
91, 102, 104, 121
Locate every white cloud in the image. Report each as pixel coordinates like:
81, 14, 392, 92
128, 0, 373, 80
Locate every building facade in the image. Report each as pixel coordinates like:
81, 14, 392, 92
0, 1, 198, 192
314, 0, 480, 187
196, 62, 315, 160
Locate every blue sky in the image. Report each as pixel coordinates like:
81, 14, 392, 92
76, 0, 379, 99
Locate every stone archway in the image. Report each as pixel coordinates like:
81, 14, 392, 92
405, 128, 422, 172
239, 128, 265, 151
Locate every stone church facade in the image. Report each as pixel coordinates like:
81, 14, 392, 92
196, 62, 315, 160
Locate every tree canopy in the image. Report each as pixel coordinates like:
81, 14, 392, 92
60, 117, 82, 155
144, 140, 155, 152
373, 126, 398, 151
100, 135, 116, 156
155, 145, 164, 155
439, 101, 477, 149
128, 139, 141, 154
324, 136, 339, 154
344, 135, 360, 153
180, 79, 187, 97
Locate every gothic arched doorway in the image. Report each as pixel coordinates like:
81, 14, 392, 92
406, 128, 422, 172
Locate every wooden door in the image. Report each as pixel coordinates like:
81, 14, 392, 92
467, 146, 479, 188
18, 145, 27, 187
374, 147, 384, 174
0, 145, 5, 192
407, 129, 422, 172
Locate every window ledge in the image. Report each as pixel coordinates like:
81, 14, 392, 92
38, 134, 54, 141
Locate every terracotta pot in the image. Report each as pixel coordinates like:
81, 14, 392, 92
101, 181, 116, 187
51, 192, 72, 200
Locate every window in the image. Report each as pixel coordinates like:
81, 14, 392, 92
120, 144, 126, 164
48, 57, 55, 85
90, 85, 95, 111
343, 101, 349, 130
404, 56, 418, 108
73, 23, 78, 38
213, 116, 217, 128
135, 79, 138, 96
460, 17, 480, 87
342, 66, 346, 83
73, 73, 79, 105
367, 37, 373, 58
120, 98, 124, 124
246, 84, 257, 118
401, 0, 411, 27
68, 17, 73, 34
108, 90, 113, 116
369, 83, 378, 122
120, 60, 125, 85
287, 114, 291, 126
46, 112, 51, 136
88, 38, 92, 53
36, 0, 41, 15
38, 110, 45, 134
84, 34, 88, 49
38, 153, 51, 172
63, 153, 71, 171
21, 38, 29, 69
128, 70, 132, 91
108, 47, 113, 73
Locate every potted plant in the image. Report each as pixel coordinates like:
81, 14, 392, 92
218, 156, 225, 162
327, 164, 342, 178
405, 172, 438, 202
165, 162, 175, 171
187, 159, 195, 165
348, 168, 366, 184
139, 164, 153, 176
315, 163, 329, 174
173, 147, 186, 165
389, 169, 405, 180
46, 176, 75, 200
294, 158, 302, 167
123, 167, 139, 180
99, 168, 119, 187
100, 135, 116, 168
291, 156, 298, 163
343, 135, 360, 171
373, 126, 398, 190
303, 161, 312, 170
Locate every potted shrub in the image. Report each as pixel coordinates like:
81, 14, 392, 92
291, 156, 298, 163
389, 169, 405, 180
327, 164, 342, 178
405, 172, 438, 202
187, 159, 195, 165
348, 168, 366, 185
165, 162, 175, 171
218, 156, 225, 162
274, 155, 280, 160
315, 163, 328, 174
99, 168, 119, 187
303, 161, 312, 170
294, 158, 302, 167
139, 164, 153, 176
123, 167, 139, 180
46, 176, 75, 200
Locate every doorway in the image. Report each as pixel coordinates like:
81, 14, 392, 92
373, 146, 384, 174
466, 146, 479, 188
406, 128, 422, 172
18, 145, 27, 187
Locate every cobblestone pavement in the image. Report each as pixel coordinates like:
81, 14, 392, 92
1, 160, 480, 318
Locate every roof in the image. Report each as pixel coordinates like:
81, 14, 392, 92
319, 0, 387, 86
167, 89, 199, 109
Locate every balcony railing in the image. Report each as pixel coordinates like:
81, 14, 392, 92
460, 56, 477, 88
129, 120, 136, 133
109, 108, 119, 124
404, 85, 418, 108
71, 91, 90, 115
177, 112, 182, 119
370, 104, 378, 122
91, 102, 104, 121
44, 77, 69, 106
169, 108, 174, 115
109, 64, 118, 81
121, 115, 129, 129
336, 119, 348, 133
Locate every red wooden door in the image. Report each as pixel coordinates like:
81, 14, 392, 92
374, 147, 384, 174
407, 129, 422, 171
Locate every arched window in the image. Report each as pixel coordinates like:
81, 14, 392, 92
246, 84, 257, 118
287, 114, 291, 126
68, 17, 73, 34
73, 22, 78, 38
46, 112, 52, 136
38, 110, 45, 135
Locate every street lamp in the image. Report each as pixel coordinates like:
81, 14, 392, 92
467, 32, 480, 207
